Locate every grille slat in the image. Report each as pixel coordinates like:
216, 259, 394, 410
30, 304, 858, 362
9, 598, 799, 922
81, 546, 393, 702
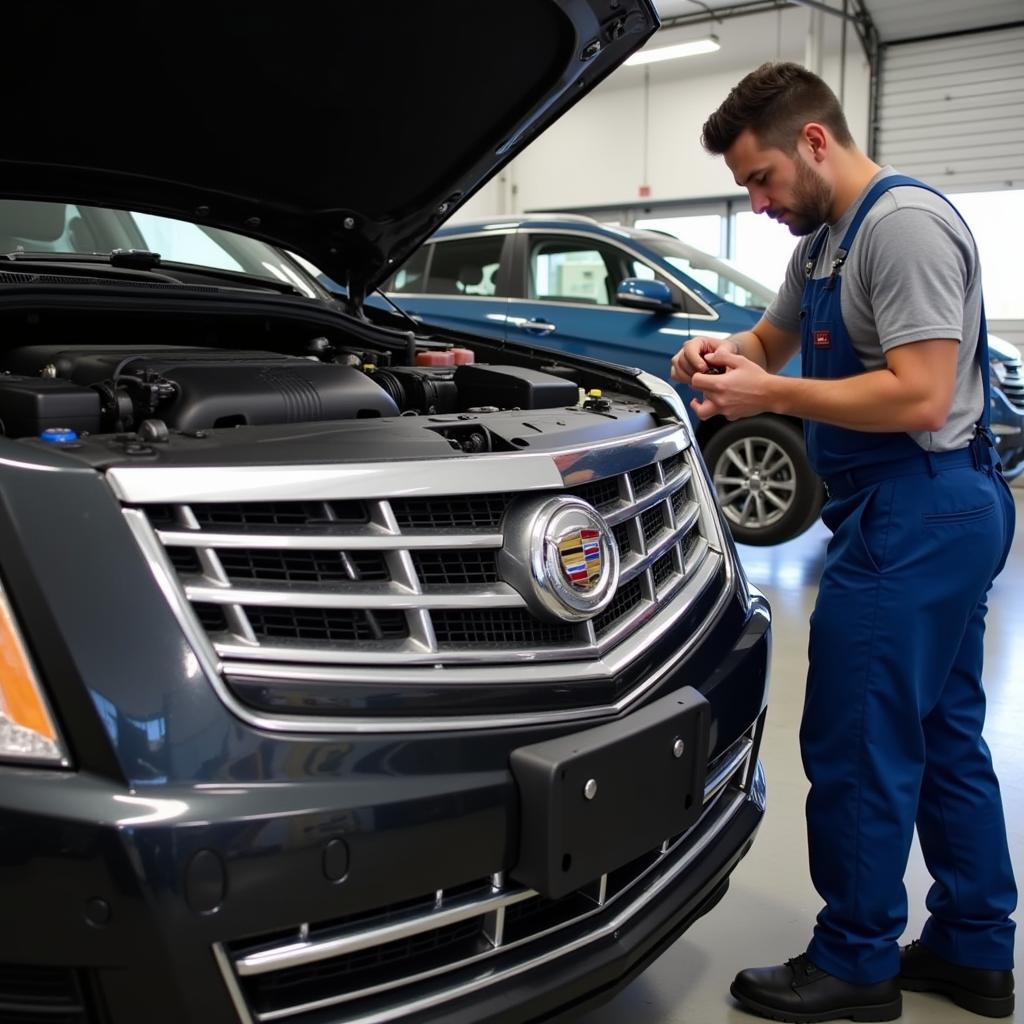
999, 364, 1024, 411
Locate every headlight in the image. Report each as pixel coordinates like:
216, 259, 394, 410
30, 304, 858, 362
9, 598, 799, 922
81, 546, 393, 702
0, 580, 68, 765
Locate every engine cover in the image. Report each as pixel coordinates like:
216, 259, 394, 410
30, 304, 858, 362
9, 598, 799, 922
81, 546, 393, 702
5, 348, 400, 430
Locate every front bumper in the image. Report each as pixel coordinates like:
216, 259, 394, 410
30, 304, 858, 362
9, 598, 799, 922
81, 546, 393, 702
0, 586, 769, 1024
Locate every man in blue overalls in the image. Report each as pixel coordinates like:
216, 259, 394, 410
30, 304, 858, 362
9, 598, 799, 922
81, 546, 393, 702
672, 63, 1016, 1022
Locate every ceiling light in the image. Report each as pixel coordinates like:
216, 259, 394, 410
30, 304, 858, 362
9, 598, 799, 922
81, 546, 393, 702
625, 35, 720, 65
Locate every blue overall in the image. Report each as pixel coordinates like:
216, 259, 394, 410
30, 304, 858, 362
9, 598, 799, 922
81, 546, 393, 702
797, 175, 1017, 984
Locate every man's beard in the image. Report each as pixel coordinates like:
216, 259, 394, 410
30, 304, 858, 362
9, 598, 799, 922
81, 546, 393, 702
774, 159, 832, 236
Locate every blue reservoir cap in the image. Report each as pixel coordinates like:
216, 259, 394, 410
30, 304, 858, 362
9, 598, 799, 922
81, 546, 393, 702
40, 428, 79, 444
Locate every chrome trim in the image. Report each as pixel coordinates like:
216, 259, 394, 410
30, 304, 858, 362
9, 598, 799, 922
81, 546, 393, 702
236, 887, 538, 977
185, 581, 525, 611
703, 738, 754, 806
123, 507, 224, 683
108, 456, 564, 505
211, 944, 256, 1024
108, 425, 688, 504
157, 530, 505, 551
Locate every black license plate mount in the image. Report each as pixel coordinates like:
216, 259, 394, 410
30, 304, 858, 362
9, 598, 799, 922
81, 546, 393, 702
509, 686, 711, 900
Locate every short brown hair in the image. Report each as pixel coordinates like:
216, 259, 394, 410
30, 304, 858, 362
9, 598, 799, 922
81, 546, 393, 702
701, 62, 854, 155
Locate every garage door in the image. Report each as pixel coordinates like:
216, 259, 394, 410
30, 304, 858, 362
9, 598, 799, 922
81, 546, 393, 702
877, 25, 1024, 192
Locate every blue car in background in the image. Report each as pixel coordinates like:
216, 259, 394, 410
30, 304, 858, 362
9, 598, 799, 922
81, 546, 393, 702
321, 214, 1024, 545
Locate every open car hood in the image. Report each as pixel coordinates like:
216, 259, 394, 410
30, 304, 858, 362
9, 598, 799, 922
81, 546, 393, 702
2, 1, 658, 306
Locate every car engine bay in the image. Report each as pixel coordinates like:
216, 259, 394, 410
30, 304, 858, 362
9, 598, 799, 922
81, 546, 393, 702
0, 301, 663, 467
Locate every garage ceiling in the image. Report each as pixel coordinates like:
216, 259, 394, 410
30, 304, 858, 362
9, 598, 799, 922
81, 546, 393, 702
653, 0, 1024, 43
863, 0, 1023, 42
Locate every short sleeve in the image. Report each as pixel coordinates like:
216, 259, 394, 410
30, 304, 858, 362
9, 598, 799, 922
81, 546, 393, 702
861, 204, 973, 351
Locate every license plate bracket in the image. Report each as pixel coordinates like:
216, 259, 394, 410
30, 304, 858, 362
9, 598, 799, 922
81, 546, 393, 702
509, 687, 710, 899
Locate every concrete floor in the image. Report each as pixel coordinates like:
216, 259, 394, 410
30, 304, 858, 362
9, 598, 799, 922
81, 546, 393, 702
576, 489, 1024, 1024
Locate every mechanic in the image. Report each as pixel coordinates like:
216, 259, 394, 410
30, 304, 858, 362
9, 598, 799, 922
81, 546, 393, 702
671, 62, 1016, 1022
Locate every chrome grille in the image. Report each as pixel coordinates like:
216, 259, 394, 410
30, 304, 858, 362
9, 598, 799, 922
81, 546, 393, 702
115, 429, 732, 729
214, 732, 757, 1024
998, 360, 1024, 411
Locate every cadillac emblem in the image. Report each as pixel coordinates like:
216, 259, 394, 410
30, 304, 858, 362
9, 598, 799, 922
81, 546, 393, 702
557, 528, 604, 590
498, 495, 620, 622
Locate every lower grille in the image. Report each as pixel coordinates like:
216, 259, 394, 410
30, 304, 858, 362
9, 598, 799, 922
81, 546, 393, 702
217, 731, 757, 1024
0, 965, 100, 1023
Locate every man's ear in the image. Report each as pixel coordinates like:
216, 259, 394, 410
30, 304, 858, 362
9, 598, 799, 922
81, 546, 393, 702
803, 123, 828, 162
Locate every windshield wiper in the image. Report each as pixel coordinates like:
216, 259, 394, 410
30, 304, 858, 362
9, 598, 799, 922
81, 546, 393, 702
0, 249, 302, 295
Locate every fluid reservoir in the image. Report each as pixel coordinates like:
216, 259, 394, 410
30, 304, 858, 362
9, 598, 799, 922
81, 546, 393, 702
451, 348, 475, 365
415, 350, 455, 367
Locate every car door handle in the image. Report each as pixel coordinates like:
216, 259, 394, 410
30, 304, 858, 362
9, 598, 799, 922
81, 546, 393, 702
515, 318, 557, 334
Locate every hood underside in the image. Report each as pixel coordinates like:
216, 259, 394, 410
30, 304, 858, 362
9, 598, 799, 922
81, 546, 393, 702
2, 1, 658, 301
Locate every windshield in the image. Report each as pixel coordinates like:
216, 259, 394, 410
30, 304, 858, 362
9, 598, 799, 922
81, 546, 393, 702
641, 235, 777, 311
0, 199, 315, 293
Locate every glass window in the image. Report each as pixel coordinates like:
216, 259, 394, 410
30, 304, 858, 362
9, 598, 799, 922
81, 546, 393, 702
634, 214, 723, 256
388, 245, 429, 293
0, 200, 84, 253
643, 236, 776, 312
628, 259, 657, 281
947, 189, 1024, 320
529, 238, 617, 305
131, 213, 244, 272
426, 236, 504, 296
0, 199, 308, 286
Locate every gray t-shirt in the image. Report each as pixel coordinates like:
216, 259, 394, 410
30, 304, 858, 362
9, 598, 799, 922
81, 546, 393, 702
765, 166, 984, 452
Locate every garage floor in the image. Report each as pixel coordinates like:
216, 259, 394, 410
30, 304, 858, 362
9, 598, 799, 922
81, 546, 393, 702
577, 488, 1024, 1024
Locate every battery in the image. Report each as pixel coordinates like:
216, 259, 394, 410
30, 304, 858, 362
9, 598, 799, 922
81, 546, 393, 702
0, 375, 101, 438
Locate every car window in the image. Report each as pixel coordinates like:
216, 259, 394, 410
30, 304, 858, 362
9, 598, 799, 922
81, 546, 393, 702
388, 245, 430, 293
425, 236, 503, 296
0, 199, 310, 286
642, 236, 776, 313
529, 237, 622, 305
130, 213, 245, 272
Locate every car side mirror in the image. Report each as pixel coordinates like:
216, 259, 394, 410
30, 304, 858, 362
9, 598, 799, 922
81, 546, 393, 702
616, 277, 675, 313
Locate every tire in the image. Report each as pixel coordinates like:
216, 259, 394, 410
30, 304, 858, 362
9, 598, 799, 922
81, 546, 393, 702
701, 416, 825, 546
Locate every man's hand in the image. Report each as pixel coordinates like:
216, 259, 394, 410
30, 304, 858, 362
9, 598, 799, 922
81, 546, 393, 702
689, 348, 775, 422
670, 336, 739, 386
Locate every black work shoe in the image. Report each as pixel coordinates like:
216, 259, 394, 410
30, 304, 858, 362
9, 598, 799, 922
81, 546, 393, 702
899, 939, 1014, 1018
730, 954, 902, 1022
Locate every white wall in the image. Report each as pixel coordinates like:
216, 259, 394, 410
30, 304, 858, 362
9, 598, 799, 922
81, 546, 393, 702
449, 6, 872, 222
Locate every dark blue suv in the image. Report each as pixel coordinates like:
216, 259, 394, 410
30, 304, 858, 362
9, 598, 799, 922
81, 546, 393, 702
356, 214, 1024, 545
